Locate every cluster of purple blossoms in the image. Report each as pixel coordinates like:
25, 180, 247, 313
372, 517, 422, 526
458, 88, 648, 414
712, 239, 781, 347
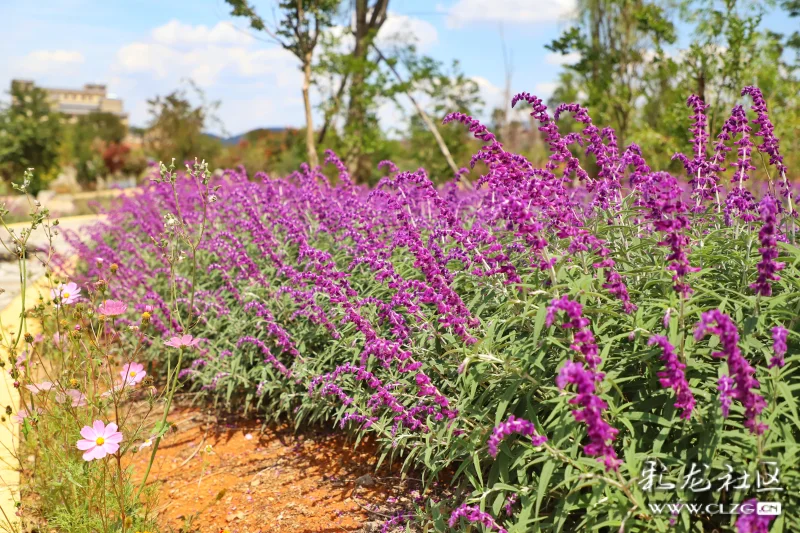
771, 326, 788, 369
556, 361, 621, 471
735, 499, 777, 533
750, 195, 785, 297
487, 415, 548, 457
546, 295, 601, 369
448, 503, 508, 533
648, 336, 695, 420
694, 310, 767, 434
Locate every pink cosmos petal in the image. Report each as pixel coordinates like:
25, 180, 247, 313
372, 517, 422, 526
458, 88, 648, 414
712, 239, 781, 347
101, 442, 120, 455
104, 432, 124, 444
76, 439, 96, 451
103, 422, 119, 437
83, 446, 105, 461
80, 425, 97, 440
93, 419, 105, 434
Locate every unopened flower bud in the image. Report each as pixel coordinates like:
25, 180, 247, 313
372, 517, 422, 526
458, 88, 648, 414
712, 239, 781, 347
141, 311, 151, 324
13, 381, 20, 388
110, 264, 118, 274
24, 333, 33, 343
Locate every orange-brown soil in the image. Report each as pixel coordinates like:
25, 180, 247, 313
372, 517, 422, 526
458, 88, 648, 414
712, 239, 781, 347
127, 408, 413, 533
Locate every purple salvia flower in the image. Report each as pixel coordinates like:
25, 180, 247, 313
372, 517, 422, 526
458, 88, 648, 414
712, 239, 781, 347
504, 493, 518, 516
448, 503, 507, 533
694, 310, 767, 434
556, 361, 620, 471
648, 336, 695, 420
735, 499, 776, 532
750, 195, 784, 297
546, 295, 601, 370
487, 415, 547, 457
741, 87, 793, 214
770, 326, 787, 369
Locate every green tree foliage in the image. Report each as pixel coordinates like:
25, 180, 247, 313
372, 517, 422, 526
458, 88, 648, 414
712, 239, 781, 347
0, 82, 63, 194
63, 112, 129, 186
145, 81, 224, 165
401, 59, 484, 182
547, 0, 800, 175
226, 0, 340, 168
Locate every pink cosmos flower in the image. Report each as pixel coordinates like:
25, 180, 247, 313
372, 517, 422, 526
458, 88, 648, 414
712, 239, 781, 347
120, 362, 146, 386
76, 420, 123, 461
97, 299, 128, 316
53, 332, 62, 346
12, 407, 41, 424
165, 334, 202, 349
51, 282, 81, 307
56, 389, 88, 407
25, 381, 55, 394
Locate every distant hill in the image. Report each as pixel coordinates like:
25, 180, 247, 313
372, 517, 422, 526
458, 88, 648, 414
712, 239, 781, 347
205, 127, 289, 145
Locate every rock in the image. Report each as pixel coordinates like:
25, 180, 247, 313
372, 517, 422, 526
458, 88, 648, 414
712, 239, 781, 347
355, 474, 376, 487
250, 479, 261, 487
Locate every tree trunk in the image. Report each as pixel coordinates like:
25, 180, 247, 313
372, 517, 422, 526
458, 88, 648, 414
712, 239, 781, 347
345, 0, 389, 182
302, 55, 319, 168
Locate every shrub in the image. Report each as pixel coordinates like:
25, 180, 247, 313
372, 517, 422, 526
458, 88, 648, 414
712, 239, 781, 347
69, 87, 799, 532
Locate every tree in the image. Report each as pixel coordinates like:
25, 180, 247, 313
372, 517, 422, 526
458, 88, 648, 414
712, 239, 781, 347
0, 82, 63, 194
547, 0, 676, 147
66, 112, 128, 185
226, 0, 340, 168
145, 81, 224, 165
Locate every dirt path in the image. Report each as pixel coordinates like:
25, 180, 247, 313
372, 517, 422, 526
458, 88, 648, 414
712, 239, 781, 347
128, 408, 414, 533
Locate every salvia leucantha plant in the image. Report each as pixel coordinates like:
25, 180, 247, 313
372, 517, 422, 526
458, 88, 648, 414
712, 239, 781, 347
65, 86, 799, 533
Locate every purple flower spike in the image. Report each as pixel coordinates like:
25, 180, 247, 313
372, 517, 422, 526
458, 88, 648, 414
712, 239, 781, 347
735, 499, 776, 532
694, 310, 767, 434
448, 503, 507, 533
648, 336, 695, 420
770, 326, 787, 369
546, 295, 601, 370
750, 195, 785, 297
487, 415, 547, 457
556, 361, 620, 471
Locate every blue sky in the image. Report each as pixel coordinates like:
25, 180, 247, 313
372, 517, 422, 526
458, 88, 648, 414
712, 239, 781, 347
0, 0, 794, 135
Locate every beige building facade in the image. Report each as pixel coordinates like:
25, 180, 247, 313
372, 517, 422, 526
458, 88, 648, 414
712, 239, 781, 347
11, 79, 128, 127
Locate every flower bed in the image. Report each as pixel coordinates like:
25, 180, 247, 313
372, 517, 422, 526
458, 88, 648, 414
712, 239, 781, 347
66, 87, 798, 532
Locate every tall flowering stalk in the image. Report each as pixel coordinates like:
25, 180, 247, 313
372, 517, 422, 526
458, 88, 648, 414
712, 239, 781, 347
648, 336, 695, 420
750, 195, 784, 297
741, 86, 795, 224
556, 361, 620, 471
546, 295, 601, 370
694, 310, 767, 434
770, 326, 787, 369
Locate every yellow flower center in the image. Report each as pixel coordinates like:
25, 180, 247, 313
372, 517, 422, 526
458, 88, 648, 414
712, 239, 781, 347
129, 371, 137, 377
142, 312, 151, 320
96, 437, 105, 445
62, 292, 70, 299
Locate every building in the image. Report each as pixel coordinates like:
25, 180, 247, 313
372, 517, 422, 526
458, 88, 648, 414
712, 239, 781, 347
11, 79, 128, 127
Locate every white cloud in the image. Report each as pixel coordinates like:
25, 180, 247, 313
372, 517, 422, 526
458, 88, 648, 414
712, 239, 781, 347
151, 20, 253, 47
545, 51, 581, 65
14, 50, 85, 75
445, 0, 576, 27
115, 20, 298, 88
377, 13, 439, 52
